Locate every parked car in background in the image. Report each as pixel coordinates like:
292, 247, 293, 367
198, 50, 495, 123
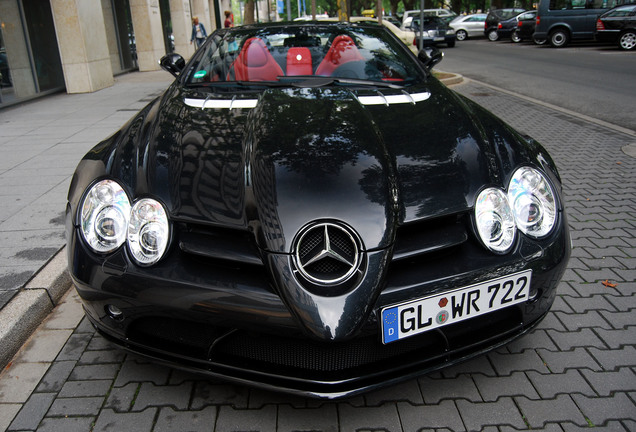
66, 20, 571, 399
350, 16, 419, 52
410, 15, 457, 47
402, 9, 457, 28
485, 8, 527, 40
497, 11, 541, 42
449, 13, 487, 40
534, 0, 626, 47
595, 3, 636, 50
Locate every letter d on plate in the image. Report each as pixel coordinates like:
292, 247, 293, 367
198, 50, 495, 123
382, 307, 399, 343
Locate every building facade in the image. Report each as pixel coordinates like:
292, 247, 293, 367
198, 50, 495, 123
0, 0, 275, 107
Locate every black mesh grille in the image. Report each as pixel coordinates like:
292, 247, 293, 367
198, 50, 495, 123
329, 227, 354, 255
305, 257, 349, 275
212, 331, 443, 373
299, 230, 322, 257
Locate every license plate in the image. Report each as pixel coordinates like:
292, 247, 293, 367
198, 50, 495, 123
434, 37, 445, 41
381, 270, 531, 344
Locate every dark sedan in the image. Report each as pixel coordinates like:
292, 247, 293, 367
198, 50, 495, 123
497, 11, 541, 43
66, 21, 570, 399
595, 3, 636, 50
410, 15, 457, 47
485, 8, 527, 41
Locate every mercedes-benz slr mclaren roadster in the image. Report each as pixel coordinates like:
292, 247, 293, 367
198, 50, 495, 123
66, 21, 570, 398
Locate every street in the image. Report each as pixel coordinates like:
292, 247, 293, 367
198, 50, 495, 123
439, 38, 636, 131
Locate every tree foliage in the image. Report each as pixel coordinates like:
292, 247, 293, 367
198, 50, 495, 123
275, 0, 528, 20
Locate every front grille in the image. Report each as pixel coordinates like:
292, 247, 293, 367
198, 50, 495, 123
123, 306, 522, 383
211, 330, 442, 373
392, 214, 469, 262
177, 222, 263, 267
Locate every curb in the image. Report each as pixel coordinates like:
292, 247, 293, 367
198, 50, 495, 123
0, 247, 72, 369
437, 70, 464, 86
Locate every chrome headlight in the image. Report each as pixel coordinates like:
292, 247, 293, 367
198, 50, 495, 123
80, 180, 131, 253
475, 188, 516, 253
128, 198, 170, 265
507, 167, 556, 238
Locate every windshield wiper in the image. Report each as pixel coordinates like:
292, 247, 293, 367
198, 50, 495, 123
193, 81, 281, 88
280, 76, 405, 89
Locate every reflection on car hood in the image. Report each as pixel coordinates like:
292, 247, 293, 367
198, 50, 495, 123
77, 80, 544, 254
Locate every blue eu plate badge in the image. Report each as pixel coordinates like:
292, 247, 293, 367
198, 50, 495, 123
382, 307, 399, 343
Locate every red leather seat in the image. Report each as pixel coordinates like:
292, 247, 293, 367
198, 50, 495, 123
230, 37, 284, 81
315, 35, 365, 77
286, 47, 312, 76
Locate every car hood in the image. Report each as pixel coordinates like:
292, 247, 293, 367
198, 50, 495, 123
71, 80, 550, 254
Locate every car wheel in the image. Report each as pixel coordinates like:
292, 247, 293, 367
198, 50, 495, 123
533, 38, 547, 45
488, 30, 499, 41
511, 31, 522, 43
549, 29, 569, 48
618, 30, 636, 50
456, 30, 467, 41
447, 39, 456, 48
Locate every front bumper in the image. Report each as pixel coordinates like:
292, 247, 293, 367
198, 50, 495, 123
415, 34, 456, 46
67, 209, 570, 398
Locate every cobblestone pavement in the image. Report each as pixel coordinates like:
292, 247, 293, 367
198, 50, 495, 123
0, 72, 173, 311
0, 79, 635, 431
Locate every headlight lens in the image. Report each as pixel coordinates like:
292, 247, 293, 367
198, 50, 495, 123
128, 198, 169, 265
80, 180, 131, 253
475, 188, 516, 253
508, 167, 556, 238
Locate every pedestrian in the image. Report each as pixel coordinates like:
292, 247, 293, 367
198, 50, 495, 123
224, 10, 234, 28
190, 17, 207, 49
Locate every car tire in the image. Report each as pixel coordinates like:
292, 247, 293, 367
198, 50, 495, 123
511, 31, 522, 43
549, 29, 569, 48
533, 38, 547, 45
447, 39, 456, 48
456, 30, 467, 41
487, 30, 499, 41
618, 30, 636, 50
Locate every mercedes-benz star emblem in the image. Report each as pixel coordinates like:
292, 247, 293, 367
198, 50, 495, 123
293, 221, 363, 286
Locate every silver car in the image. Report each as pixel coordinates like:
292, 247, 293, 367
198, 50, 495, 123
449, 13, 487, 41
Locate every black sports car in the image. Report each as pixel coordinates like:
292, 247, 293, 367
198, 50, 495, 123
66, 21, 570, 399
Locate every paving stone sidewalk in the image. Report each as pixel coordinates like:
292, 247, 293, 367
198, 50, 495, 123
0, 79, 635, 431
0, 71, 174, 311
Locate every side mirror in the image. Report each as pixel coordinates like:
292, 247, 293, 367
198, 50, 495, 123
417, 46, 443, 70
159, 53, 186, 77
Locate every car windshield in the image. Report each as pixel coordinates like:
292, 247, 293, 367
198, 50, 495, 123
184, 24, 423, 86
